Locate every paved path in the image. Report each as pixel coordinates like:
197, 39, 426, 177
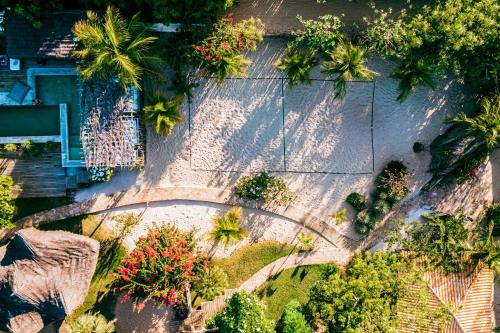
6, 187, 359, 250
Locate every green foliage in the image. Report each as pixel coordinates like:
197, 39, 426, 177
143, 94, 184, 137
275, 46, 318, 86
191, 17, 264, 84
329, 208, 347, 225
345, 192, 366, 212
113, 225, 208, 311
489, 203, 500, 237
209, 207, 248, 248
426, 96, 500, 189
141, 0, 233, 24
194, 265, 228, 301
111, 212, 141, 237
235, 171, 294, 206
209, 291, 274, 333
297, 233, 314, 252
0, 175, 15, 229
0, 0, 63, 29
276, 299, 312, 333
354, 209, 373, 235
21, 139, 42, 156
391, 58, 436, 102
376, 161, 409, 204
293, 15, 343, 54
72, 7, 160, 90
413, 141, 425, 153
66, 312, 116, 333
322, 39, 376, 99
2, 143, 17, 152
464, 219, 500, 269
402, 213, 469, 274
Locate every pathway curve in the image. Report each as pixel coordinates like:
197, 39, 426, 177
5, 187, 359, 250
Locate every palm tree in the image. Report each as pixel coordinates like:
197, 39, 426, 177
391, 58, 435, 102
275, 46, 318, 86
66, 312, 116, 333
72, 6, 161, 90
194, 265, 229, 301
143, 94, 184, 137
322, 39, 376, 99
209, 207, 248, 248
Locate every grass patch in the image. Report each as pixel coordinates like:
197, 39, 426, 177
256, 264, 332, 322
211, 241, 298, 288
14, 196, 72, 220
38, 214, 127, 322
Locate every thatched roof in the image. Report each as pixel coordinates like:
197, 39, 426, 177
0, 228, 100, 333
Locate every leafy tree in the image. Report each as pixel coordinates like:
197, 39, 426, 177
276, 299, 312, 333
72, 6, 160, 90
193, 265, 228, 301
113, 225, 208, 311
0, 175, 15, 229
322, 39, 376, 99
141, 0, 233, 24
0, 0, 62, 29
66, 312, 116, 333
143, 94, 184, 137
208, 207, 248, 248
209, 291, 274, 333
275, 46, 318, 86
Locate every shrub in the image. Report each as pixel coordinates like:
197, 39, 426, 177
21, 139, 42, 156
89, 167, 113, 183
488, 203, 500, 237
194, 265, 228, 301
293, 15, 343, 54
0, 175, 15, 229
275, 46, 318, 86
209, 291, 274, 333
413, 141, 425, 153
376, 160, 409, 203
113, 225, 208, 311
297, 233, 314, 252
354, 209, 372, 235
143, 94, 184, 137
329, 208, 347, 225
235, 172, 294, 206
373, 199, 390, 216
2, 143, 17, 153
66, 312, 116, 333
276, 299, 312, 333
345, 192, 366, 212
209, 207, 248, 248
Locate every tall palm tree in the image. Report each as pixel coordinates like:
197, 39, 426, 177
143, 94, 184, 137
209, 207, 248, 248
72, 6, 161, 90
391, 58, 435, 102
275, 46, 318, 86
322, 39, 376, 99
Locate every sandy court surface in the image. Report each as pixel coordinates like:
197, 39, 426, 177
115, 298, 176, 333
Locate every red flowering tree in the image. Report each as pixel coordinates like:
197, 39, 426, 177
191, 15, 264, 83
113, 225, 208, 312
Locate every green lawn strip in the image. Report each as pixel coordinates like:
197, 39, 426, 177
14, 196, 72, 220
210, 241, 298, 289
256, 264, 329, 322
38, 214, 126, 322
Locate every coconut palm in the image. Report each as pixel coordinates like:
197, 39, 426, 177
66, 312, 116, 333
143, 94, 184, 137
72, 6, 161, 90
322, 39, 376, 99
209, 207, 248, 248
391, 58, 436, 102
275, 46, 318, 86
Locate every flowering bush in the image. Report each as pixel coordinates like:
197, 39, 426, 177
191, 16, 264, 83
235, 171, 294, 206
89, 167, 114, 183
113, 225, 208, 311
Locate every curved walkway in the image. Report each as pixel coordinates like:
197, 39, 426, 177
6, 187, 360, 250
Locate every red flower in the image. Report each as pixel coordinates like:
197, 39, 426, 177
135, 303, 146, 312
121, 274, 131, 282
121, 293, 131, 303
145, 246, 156, 259
205, 55, 212, 61
161, 250, 168, 258
216, 55, 222, 60
228, 14, 234, 24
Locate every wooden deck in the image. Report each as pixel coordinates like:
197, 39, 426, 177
0, 151, 67, 198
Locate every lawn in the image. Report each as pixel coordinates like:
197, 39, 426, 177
211, 241, 298, 288
38, 214, 126, 322
256, 264, 335, 322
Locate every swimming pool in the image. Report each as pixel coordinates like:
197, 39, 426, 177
0, 105, 60, 137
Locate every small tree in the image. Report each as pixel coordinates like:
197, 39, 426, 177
275, 46, 318, 86
235, 171, 294, 206
209, 207, 248, 248
276, 299, 312, 333
0, 175, 15, 229
143, 94, 185, 137
66, 312, 116, 333
113, 225, 208, 311
209, 291, 274, 333
194, 265, 229, 301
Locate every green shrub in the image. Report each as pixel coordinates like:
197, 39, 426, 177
297, 233, 314, 252
488, 203, 500, 237
0, 175, 15, 229
275, 46, 318, 86
209, 207, 248, 248
235, 172, 294, 206
194, 265, 228, 301
276, 299, 312, 333
293, 15, 343, 54
354, 209, 372, 235
208, 291, 274, 333
345, 192, 366, 212
66, 312, 116, 333
376, 160, 409, 204
143, 94, 184, 137
21, 139, 42, 156
373, 199, 390, 216
329, 208, 347, 225
413, 141, 425, 153
2, 143, 17, 152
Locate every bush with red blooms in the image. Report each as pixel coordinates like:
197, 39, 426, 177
191, 15, 264, 83
113, 225, 208, 312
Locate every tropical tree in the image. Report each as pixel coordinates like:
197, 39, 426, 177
66, 312, 116, 333
276, 299, 312, 333
322, 39, 376, 99
72, 6, 161, 90
209, 207, 248, 248
391, 58, 436, 102
275, 46, 318, 86
143, 94, 184, 137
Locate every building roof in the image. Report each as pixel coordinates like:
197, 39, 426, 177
5, 11, 86, 59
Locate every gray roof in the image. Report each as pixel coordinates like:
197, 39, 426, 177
5, 11, 87, 59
